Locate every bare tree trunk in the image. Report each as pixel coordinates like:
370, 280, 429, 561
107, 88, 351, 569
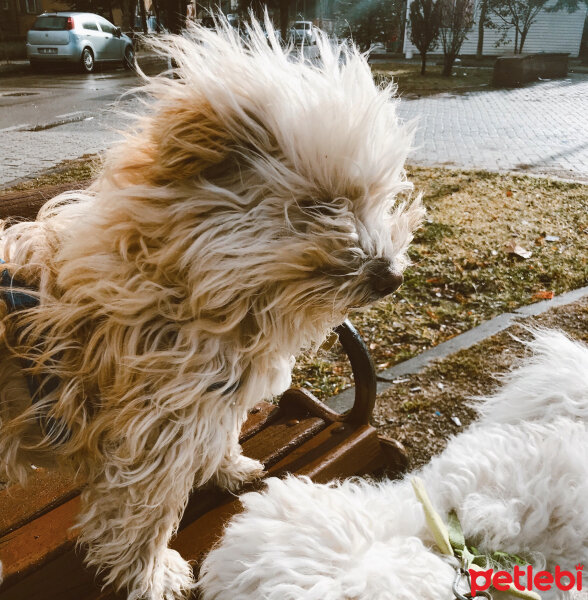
121, 0, 132, 31
139, 0, 148, 33
9, 0, 20, 37
476, 0, 486, 59
421, 51, 427, 74
519, 28, 527, 53
514, 26, 519, 53
130, 0, 138, 30
163, 0, 185, 33
280, 0, 289, 40
151, 0, 162, 31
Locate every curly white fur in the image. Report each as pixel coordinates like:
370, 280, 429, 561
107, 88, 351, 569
0, 17, 421, 600
199, 329, 588, 600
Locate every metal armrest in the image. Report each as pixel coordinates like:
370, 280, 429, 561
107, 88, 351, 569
334, 319, 377, 426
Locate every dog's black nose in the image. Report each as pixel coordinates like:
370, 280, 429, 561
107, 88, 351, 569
367, 259, 404, 297
373, 271, 403, 295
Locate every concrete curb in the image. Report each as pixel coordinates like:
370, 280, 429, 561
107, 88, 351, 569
326, 285, 588, 414
0, 53, 165, 78
0, 61, 29, 76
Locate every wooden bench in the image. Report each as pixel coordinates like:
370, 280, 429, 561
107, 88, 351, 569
0, 185, 408, 599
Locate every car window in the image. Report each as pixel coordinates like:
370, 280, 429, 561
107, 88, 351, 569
30, 16, 69, 30
98, 18, 116, 35
82, 21, 99, 31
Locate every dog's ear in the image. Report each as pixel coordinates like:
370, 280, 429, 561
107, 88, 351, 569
109, 100, 233, 187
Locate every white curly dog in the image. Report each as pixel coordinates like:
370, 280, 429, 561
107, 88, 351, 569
0, 18, 422, 600
199, 329, 588, 600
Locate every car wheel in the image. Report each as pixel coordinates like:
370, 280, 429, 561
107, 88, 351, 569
80, 48, 94, 73
123, 45, 135, 70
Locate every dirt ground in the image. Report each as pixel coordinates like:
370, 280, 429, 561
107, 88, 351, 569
373, 296, 588, 470
371, 63, 493, 97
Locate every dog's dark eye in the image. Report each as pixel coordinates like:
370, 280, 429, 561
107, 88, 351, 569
316, 249, 365, 279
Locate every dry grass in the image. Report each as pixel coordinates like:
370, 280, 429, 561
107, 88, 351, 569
0, 155, 98, 195
374, 296, 588, 469
371, 63, 492, 97
292, 167, 588, 397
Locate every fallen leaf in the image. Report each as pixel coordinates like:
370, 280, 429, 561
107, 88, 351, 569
533, 290, 554, 300
504, 240, 532, 259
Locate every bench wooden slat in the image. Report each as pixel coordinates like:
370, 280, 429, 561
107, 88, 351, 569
0, 471, 78, 537
172, 423, 390, 575
273, 422, 385, 482
0, 402, 277, 543
0, 400, 327, 589
0, 496, 80, 585
0, 542, 104, 600
0, 182, 90, 222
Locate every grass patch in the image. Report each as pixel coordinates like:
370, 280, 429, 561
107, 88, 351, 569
0, 155, 99, 196
371, 63, 492, 97
293, 167, 588, 397
373, 297, 588, 468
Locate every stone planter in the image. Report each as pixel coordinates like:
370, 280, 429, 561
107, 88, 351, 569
493, 53, 569, 87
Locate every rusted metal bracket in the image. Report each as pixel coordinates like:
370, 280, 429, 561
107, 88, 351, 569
335, 319, 377, 426
280, 319, 377, 426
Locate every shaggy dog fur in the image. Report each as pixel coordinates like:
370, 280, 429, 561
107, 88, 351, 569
199, 329, 588, 600
0, 19, 422, 600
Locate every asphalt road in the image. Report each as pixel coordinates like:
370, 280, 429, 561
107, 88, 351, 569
0, 66, 140, 130
0, 66, 142, 186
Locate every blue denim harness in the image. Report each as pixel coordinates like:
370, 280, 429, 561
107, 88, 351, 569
0, 259, 64, 441
0, 260, 239, 442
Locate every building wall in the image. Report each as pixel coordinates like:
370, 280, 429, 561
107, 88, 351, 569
403, 0, 587, 57
1, 0, 71, 40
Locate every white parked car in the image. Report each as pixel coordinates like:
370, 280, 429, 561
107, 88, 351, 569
289, 21, 317, 46
26, 12, 134, 73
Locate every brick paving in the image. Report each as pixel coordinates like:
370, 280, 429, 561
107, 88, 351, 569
397, 74, 588, 182
1, 72, 587, 188
0, 106, 134, 187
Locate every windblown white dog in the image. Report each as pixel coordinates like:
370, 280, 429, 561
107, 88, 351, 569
199, 329, 588, 600
0, 18, 422, 600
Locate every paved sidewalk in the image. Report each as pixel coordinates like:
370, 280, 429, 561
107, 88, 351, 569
1, 107, 134, 187
398, 74, 588, 181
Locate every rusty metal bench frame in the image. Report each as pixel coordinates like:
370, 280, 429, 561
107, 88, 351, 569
0, 185, 407, 600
